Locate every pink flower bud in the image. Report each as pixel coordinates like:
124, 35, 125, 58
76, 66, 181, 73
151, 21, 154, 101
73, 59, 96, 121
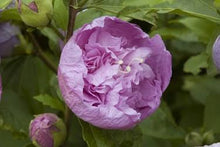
213, 35, 220, 71
29, 113, 66, 147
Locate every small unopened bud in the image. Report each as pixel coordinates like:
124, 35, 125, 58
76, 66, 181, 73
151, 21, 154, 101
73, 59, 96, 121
29, 113, 66, 147
185, 132, 203, 146
213, 35, 220, 71
203, 131, 215, 145
16, 0, 53, 27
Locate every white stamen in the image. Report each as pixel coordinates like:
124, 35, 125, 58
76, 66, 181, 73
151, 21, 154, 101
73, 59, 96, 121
139, 58, 144, 63
126, 66, 131, 72
128, 58, 144, 65
117, 58, 144, 73
118, 60, 124, 65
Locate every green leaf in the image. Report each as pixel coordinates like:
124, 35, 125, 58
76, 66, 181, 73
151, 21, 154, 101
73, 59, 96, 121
184, 52, 209, 75
2, 56, 53, 114
140, 103, 185, 139
173, 17, 217, 43
204, 93, 220, 133
0, 8, 22, 22
0, 130, 29, 147
34, 94, 65, 112
88, 0, 220, 24
40, 27, 60, 52
142, 135, 172, 147
79, 120, 143, 147
75, 8, 110, 29
183, 76, 220, 104
87, 5, 156, 25
214, 0, 220, 8
116, 6, 157, 25
53, 0, 68, 30
0, 122, 27, 139
123, 0, 173, 6
152, 0, 220, 24
0, 0, 12, 9
151, 27, 199, 42
0, 90, 32, 134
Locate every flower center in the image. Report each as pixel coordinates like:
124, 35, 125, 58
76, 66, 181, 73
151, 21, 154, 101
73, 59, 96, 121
118, 58, 145, 73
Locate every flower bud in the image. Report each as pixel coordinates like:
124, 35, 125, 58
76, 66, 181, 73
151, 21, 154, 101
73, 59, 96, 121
16, 0, 53, 27
185, 132, 203, 146
213, 35, 220, 71
0, 23, 19, 57
29, 113, 66, 147
203, 131, 215, 145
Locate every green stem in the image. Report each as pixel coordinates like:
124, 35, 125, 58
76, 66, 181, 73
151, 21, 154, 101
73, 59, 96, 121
66, 0, 78, 41
49, 24, 65, 41
62, 0, 79, 146
28, 33, 57, 73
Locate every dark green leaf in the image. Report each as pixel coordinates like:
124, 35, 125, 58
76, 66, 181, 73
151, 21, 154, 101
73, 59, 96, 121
140, 104, 185, 139
183, 76, 220, 104
2, 56, 53, 114
151, 27, 199, 42
204, 93, 220, 133
0, 90, 32, 132
80, 120, 143, 147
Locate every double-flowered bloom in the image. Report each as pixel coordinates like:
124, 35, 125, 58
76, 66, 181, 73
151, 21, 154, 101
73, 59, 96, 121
58, 16, 172, 129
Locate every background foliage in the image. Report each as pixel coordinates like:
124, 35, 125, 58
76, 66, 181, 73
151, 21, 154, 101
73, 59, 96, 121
0, 0, 220, 146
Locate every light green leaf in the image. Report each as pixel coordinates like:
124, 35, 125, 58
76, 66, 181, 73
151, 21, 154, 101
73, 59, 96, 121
140, 103, 185, 139
173, 17, 217, 43
0, 0, 12, 9
214, 0, 220, 8
53, 0, 68, 30
184, 53, 209, 75
34, 94, 65, 112
80, 120, 143, 147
